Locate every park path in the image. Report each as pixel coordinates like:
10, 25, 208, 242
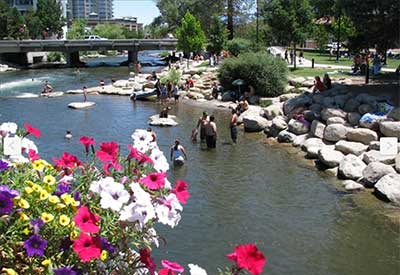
268, 46, 396, 72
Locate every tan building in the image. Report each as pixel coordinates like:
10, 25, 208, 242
87, 16, 143, 32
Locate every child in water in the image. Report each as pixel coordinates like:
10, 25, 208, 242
65, 130, 72, 139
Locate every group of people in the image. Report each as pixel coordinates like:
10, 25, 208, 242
155, 78, 180, 104
313, 73, 332, 93
192, 112, 218, 148
352, 52, 387, 75
284, 49, 305, 65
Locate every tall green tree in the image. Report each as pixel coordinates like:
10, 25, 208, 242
264, 0, 313, 68
24, 9, 41, 39
36, 0, 64, 37
207, 16, 228, 55
7, 7, 26, 39
176, 11, 206, 62
0, 0, 10, 39
67, 19, 87, 39
93, 23, 125, 39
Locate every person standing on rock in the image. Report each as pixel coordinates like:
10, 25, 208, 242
196, 111, 209, 143
83, 86, 88, 102
205, 115, 217, 149
230, 108, 238, 144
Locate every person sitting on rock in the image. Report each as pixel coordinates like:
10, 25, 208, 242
159, 106, 171, 118
323, 73, 332, 90
42, 80, 53, 94
313, 76, 325, 93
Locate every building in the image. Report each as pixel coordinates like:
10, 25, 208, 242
70, 0, 113, 20
9, 0, 38, 12
87, 17, 144, 32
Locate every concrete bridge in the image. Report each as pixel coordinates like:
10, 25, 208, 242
0, 39, 177, 67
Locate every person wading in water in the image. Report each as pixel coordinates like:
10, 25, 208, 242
196, 111, 209, 143
230, 108, 238, 144
205, 115, 217, 149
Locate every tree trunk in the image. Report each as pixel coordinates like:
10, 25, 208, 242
293, 43, 297, 69
227, 0, 234, 39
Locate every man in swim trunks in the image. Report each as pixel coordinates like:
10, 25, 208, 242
230, 108, 238, 143
205, 115, 217, 149
196, 111, 209, 142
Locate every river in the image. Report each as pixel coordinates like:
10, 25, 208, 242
0, 60, 399, 274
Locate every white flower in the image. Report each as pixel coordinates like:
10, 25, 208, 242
0, 122, 17, 135
155, 203, 181, 228
188, 264, 208, 275
89, 177, 115, 194
8, 154, 29, 163
21, 137, 38, 153
119, 202, 156, 227
59, 175, 74, 183
150, 147, 169, 172
100, 182, 130, 211
130, 182, 152, 205
146, 227, 159, 247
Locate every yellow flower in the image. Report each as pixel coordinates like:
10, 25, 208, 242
43, 175, 56, 186
100, 250, 107, 261
41, 259, 51, 266
48, 195, 60, 204
56, 203, 66, 210
25, 180, 34, 187
41, 213, 54, 223
70, 230, 79, 240
24, 187, 33, 194
32, 184, 42, 193
61, 194, 73, 205
19, 212, 29, 221
39, 190, 49, 200
18, 199, 30, 209
32, 160, 44, 171
1, 268, 18, 275
22, 227, 30, 235
70, 199, 80, 207
59, 214, 70, 226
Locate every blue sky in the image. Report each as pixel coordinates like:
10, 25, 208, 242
114, 0, 160, 25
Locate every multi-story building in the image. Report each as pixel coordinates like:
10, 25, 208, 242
87, 16, 143, 32
70, 0, 113, 20
9, 0, 38, 13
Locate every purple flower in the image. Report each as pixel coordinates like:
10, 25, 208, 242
53, 183, 71, 196
73, 191, 81, 202
23, 234, 47, 256
53, 267, 79, 275
60, 236, 73, 251
0, 193, 14, 215
0, 160, 9, 172
100, 236, 116, 254
0, 185, 19, 198
30, 218, 45, 234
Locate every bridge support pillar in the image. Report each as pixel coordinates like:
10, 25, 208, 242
0, 53, 28, 67
66, 51, 83, 67
127, 50, 138, 65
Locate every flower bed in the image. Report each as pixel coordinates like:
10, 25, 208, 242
0, 122, 266, 275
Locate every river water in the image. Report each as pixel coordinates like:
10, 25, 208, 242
0, 60, 399, 274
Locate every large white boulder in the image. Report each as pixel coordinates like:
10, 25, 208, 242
375, 173, 400, 205
68, 102, 96, 109
263, 103, 284, 120
362, 162, 396, 187
387, 107, 400, 121
346, 128, 378, 145
288, 119, 310, 135
148, 115, 178, 127
338, 154, 366, 180
363, 150, 396, 165
283, 94, 313, 115
321, 108, 347, 121
301, 138, 326, 152
277, 130, 297, 143
271, 116, 288, 131
379, 121, 400, 140
324, 124, 348, 142
243, 115, 269, 132
310, 120, 326, 139
318, 148, 344, 168
342, 180, 365, 191
335, 140, 368, 156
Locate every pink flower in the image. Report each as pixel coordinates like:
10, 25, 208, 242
79, 136, 96, 153
172, 180, 190, 204
127, 145, 153, 165
139, 172, 166, 190
158, 260, 184, 275
28, 149, 40, 161
139, 248, 156, 275
72, 233, 102, 262
53, 152, 82, 171
96, 142, 119, 162
24, 123, 41, 138
73, 206, 100, 233
227, 244, 266, 275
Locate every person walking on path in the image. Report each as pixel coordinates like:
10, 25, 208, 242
284, 50, 289, 64
299, 50, 304, 64
230, 108, 238, 144
205, 115, 217, 149
196, 111, 210, 143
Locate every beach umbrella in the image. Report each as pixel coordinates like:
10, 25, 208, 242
232, 79, 245, 97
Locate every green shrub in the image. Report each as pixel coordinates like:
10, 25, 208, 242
47, 52, 63, 62
160, 68, 181, 85
218, 52, 288, 97
226, 38, 252, 56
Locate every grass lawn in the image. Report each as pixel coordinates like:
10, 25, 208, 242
303, 51, 400, 69
289, 67, 353, 78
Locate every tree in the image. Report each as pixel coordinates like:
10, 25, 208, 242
24, 9, 41, 39
264, 0, 313, 68
123, 28, 144, 39
36, 0, 64, 37
313, 24, 329, 53
7, 7, 26, 39
176, 12, 206, 58
67, 19, 87, 39
207, 16, 228, 55
93, 23, 125, 39
0, 0, 10, 39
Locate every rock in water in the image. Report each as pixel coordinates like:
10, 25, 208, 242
375, 173, 400, 205
362, 162, 396, 187
323, 124, 348, 142
342, 180, 365, 191
148, 115, 178, 127
338, 154, 367, 180
263, 103, 284, 120
277, 130, 297, 143
288, 119, 310, 135
335, 140, 368, 156
68, 102, 96, 109
318, 148, 344, 168
243, 111, 269, 132
346, 128, 378, 145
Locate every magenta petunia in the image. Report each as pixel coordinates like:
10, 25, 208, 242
139, 172, 166, 190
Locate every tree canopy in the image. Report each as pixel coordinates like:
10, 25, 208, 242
67, 19, 87, 39
176, 12, 206, 56
36, 0, 64, 36
206, 16, 228, 55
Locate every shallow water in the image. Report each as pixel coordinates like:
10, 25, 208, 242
0, 94, 398, 275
